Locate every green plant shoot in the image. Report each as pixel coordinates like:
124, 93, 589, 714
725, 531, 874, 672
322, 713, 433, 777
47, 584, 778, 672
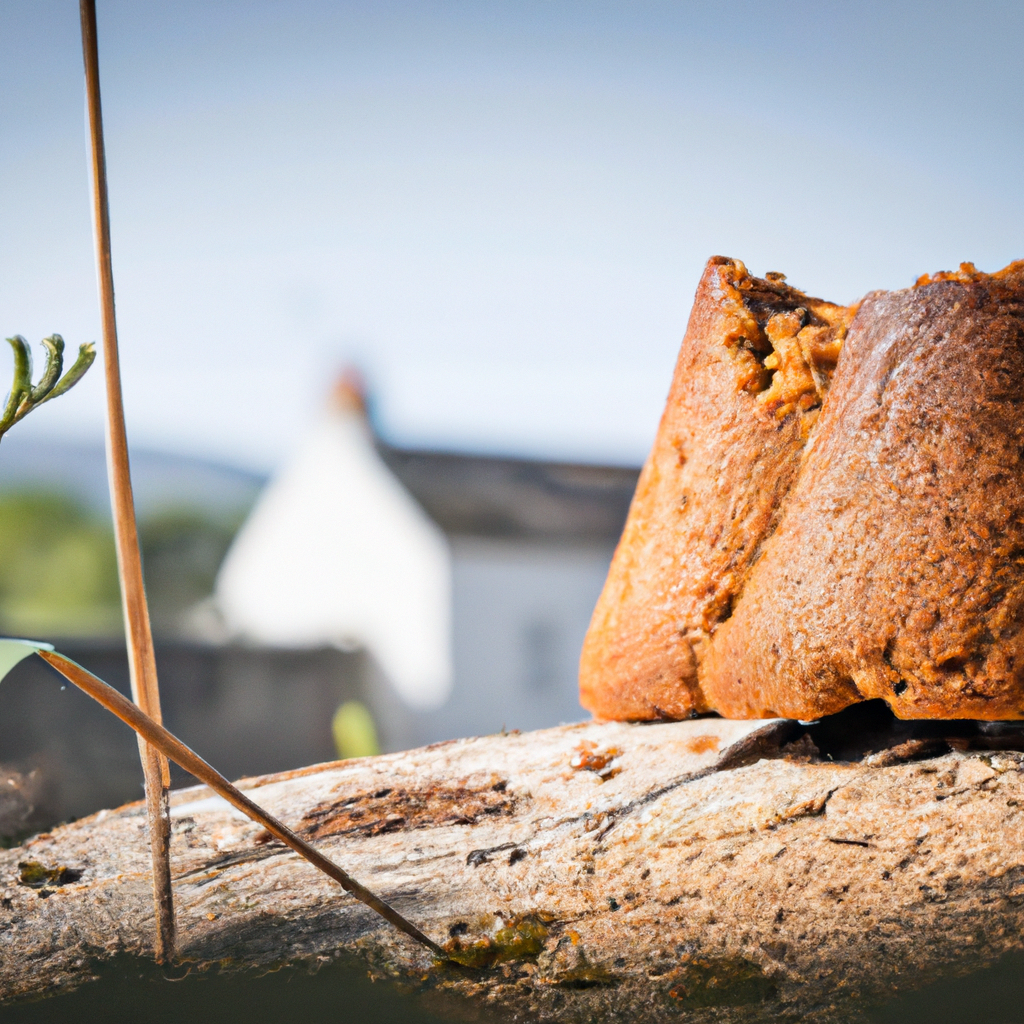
1, 335, 96, 444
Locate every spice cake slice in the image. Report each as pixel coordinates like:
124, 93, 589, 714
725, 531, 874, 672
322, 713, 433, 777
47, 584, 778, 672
580, 257, 1024, 721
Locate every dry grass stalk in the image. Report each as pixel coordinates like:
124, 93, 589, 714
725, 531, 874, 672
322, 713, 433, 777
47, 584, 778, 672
79, 0, 175, 962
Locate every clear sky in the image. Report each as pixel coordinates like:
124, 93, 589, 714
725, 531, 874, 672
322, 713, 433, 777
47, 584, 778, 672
2, 1, 1022, 471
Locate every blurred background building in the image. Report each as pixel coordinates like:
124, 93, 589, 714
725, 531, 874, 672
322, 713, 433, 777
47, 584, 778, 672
0, 376, 638, 832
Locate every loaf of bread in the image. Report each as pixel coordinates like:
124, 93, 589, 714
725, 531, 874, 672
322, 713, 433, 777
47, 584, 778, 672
580, 256, 1024, 721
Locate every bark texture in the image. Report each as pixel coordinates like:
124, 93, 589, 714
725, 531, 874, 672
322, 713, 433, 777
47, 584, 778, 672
2, 715, 1024, 1023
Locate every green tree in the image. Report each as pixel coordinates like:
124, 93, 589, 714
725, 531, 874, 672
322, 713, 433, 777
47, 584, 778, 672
0, 492, 121, 636
138, 508, 242, 631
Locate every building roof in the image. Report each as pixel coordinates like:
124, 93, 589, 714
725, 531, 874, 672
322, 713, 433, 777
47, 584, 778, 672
377, 444, 640, 544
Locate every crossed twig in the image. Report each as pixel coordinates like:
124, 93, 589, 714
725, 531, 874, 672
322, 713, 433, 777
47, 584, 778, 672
0, 335, 96, 443
35, 646, 448, 961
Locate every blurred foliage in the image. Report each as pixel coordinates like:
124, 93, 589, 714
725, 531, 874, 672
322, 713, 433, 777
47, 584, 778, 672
0, 490, 242, 638
332, 700, 380, 759
138, 508, 242, 631
0, 492, 120, 636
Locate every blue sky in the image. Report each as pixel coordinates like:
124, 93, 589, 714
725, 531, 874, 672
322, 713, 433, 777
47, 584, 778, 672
2, 1, 1022, 470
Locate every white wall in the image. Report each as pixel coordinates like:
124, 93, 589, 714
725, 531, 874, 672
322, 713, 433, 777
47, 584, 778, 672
411, 537, 615, 745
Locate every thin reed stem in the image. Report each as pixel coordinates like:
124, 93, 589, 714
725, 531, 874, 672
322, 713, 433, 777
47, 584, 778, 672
79, 0, 175, 962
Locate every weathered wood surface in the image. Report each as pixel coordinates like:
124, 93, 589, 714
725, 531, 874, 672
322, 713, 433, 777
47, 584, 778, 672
2, 716, 1024, 1023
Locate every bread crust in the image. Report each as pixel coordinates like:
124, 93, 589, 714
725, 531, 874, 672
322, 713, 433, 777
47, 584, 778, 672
580, 257, 1024, 721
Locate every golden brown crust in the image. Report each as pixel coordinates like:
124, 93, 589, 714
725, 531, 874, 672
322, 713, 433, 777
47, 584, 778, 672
579, 257, 851, 720
580, 256, 1024, 721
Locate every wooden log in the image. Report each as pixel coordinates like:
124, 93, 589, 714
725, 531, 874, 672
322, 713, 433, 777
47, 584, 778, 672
1, 716, 1023, 1022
